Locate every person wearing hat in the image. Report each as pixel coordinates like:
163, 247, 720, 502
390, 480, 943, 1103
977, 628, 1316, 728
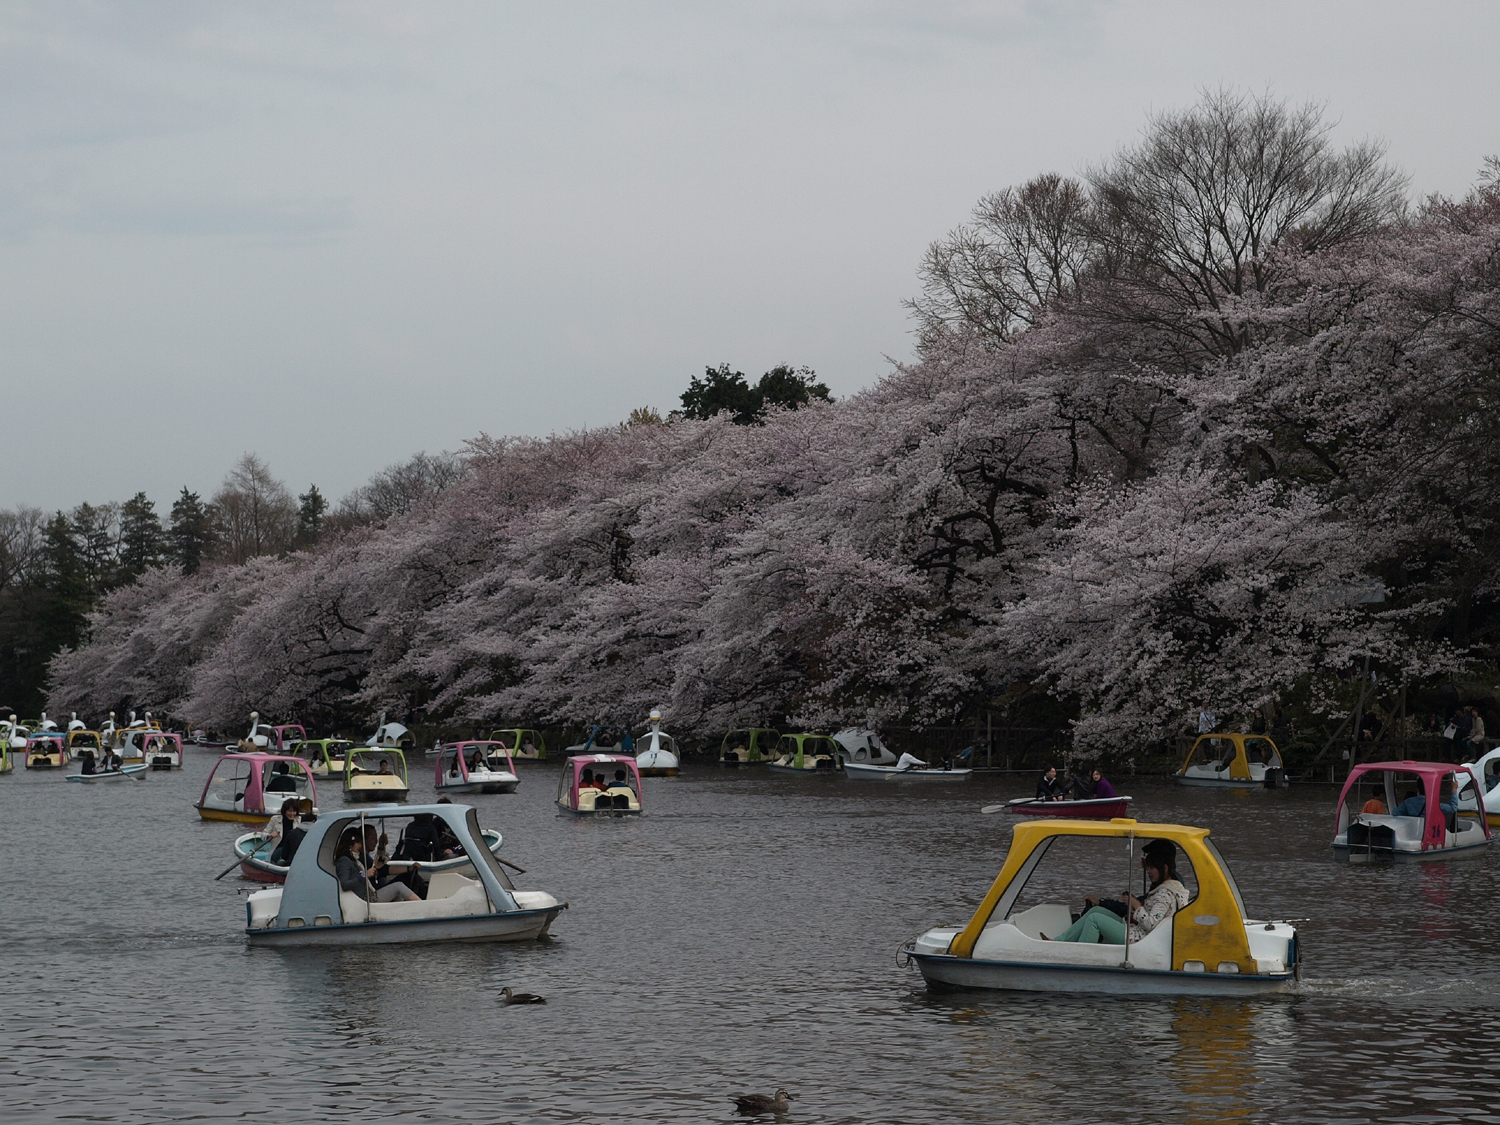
1045, 839, 1191, 944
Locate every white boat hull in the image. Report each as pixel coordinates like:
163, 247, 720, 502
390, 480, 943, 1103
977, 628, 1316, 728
66, 764, 148, 782
909, 951, 1295, 997
635, 749, 678, 776
844, 761, 971, 781
248, 905, 564, 947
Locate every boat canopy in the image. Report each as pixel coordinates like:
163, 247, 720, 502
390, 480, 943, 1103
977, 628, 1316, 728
490, 728, 546, 757
1336, 761, 1490, 852
347, 747, 409, 784
721, 728, 777, 759
273, 803, 524, 929
67, 729, 103, 751
774, 733, 841, 768
198, 752, 318, 816
1178, 733, 1282, 780
946, 818, 1258, 974
558, 753, 642, 808
436, 741, 515, 785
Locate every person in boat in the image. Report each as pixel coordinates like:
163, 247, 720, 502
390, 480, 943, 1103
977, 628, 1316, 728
1049, 839, 1191, 945
375, 759, 393, 776
1035, 767, 1066, 801
606, 768, 632, 789
265, 762, 298, 792
580, 768, 605, 791
1362, 791, 1388, 814
895, 751, 929, 771
80, 750, 97, 776
521, 736, 536, 756
1080, 768, 1115, 800
336, 830, 418, 903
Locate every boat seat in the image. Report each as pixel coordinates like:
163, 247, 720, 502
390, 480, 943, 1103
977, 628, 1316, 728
341, 884, 491, 924
426, 871, 477, 900
1005, 903, 1075, 939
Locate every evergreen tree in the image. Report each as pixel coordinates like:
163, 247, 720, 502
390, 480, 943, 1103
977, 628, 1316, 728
675, 363, 831, 425
118, 493, 164, 581
38, 512, 90, 653
296, 485, 327, 549
169, 488, 214, 575
68, 502, 120, 596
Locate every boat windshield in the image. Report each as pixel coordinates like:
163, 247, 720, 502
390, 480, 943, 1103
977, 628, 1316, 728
1185, 737, 1236, 770
1200, 837, 1246, 919
203, 760, 254, 811
349, 749, 407, 780
1001, 835, 1200, 925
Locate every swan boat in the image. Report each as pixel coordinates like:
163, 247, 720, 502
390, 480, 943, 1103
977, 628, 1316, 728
902, 818, 1300, 996
720, 728, 778, 766
243, 803, 566, 946
196, 752, 318, 823
233, 825, 508, 884
768, 733, 843, 774
1334, 761, 1491, 861
557, 754, 643, 816
1455, 746, 1500, 826
844, 759, 973, 781
1176, 733, 1286, 787
434, 741, 520, 794
635, 710, 680, 776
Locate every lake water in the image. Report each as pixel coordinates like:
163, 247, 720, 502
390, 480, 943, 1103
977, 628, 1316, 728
3, 756, 1499, 1124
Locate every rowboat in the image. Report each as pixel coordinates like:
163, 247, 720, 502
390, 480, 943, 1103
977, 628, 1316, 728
902, 818, 1300, 996
1000, 795, 1134, 818
1334, 761, 1491, 861
66, 763, 149, 782
844, 760, 972, 781
233, 826, 507, 883
243, 803, 565, 946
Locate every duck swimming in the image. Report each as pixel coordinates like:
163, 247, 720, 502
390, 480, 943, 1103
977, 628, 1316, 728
500, 987, 546, 1005
732, 1088, 793, 1115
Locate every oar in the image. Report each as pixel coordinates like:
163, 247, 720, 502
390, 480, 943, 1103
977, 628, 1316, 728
495, 856, 526, 874
980, 801, 1022, 814
213, 853, 247, 881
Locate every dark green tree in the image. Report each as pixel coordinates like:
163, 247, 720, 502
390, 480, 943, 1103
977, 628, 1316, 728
675, 363, 832, 425
169, 488, 214, 575
118, 493, 164, 581
676, 364, 760, 424
296, 485, 328, 549
755, 364, 832, 411
37, 511, 91, 654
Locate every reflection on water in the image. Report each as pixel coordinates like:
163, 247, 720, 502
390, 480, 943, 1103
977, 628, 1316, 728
3, 762, 1500, 1122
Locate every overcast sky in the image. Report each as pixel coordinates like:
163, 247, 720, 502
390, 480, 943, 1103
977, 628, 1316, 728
3, 1, 1496, 513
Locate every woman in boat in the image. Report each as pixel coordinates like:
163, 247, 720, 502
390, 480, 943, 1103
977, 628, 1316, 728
1049, 839, 1190, 945
335, 830, 419, 903
1076, 768, 1115, 800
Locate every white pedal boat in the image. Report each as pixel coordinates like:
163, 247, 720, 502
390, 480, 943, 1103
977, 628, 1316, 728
234, 826, 507, 884
634, 710, 680, 777
244, 803, 565, 946
1176, 733, 1286, 787
1455, 747, 1500, 827
902, 818, 1299, 996
844, 759, 972, 781
434, 741, 520, 794
1334, 761, 1491, 860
